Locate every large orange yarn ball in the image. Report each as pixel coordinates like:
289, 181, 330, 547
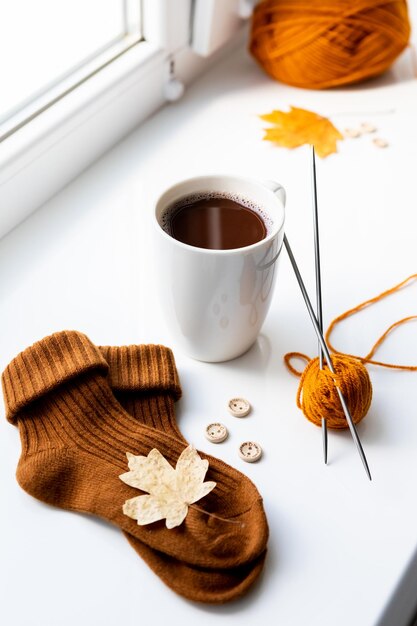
297, 355, 372, 429
249, 0, 411, 89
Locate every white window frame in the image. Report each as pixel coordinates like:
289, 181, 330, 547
0, 0, 246, 239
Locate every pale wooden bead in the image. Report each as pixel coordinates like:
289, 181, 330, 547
344, 128, 361, 138
373, 138, 389, 148
360, 122, 377, 133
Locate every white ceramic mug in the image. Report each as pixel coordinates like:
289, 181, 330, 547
154, 175, 285, 362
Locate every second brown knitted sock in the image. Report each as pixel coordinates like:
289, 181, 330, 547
124, 538, 266, 603
99, 344, 267, 603
99, 345, 185, 442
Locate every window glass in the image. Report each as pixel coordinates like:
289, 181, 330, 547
0, 0, 142, 125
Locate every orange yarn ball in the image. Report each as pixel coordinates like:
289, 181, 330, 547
250, 0, 411, 89
297, 355, 372, 429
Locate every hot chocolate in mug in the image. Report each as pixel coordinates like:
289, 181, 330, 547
154, 175, 285, 362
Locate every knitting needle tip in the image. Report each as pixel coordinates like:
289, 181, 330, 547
321, 412, 328, 464
310, 145, 329, 466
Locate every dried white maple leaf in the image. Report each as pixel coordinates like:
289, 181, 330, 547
119, 445, 216, 529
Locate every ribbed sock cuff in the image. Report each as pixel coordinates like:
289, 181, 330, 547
99, 345, 182, 401
2, 331, 108, 424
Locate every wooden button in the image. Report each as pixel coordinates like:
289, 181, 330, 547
344, 128, 361, 138
228, 398, 251, 417
373, 138, 389, 148
360, 122, 377, 134
205, 423, 228, 443
239, 441, 262, 462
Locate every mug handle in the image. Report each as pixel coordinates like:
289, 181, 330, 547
263, 180, 286, 207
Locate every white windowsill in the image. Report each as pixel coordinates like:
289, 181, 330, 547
0, 41, 160, 179
1, 27, 417, 626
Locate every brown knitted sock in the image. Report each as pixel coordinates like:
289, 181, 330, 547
123, 538, 267, 603
2, 331, 268, 573
99, 344, 267, 603
99, 345, 184, 442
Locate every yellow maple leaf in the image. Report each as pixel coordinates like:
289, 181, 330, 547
260, 106, 343, 158
120, 445, 216, 529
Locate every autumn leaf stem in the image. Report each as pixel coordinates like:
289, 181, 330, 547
190, 503, 244, 525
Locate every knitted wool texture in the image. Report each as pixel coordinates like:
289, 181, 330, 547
250, 0, 410, 90
2, 331, 268, 575
99, 344, 267, 603
286, 353, 372, 429
100, 345, 184, 442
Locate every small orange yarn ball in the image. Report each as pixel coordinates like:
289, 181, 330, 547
297, 355, 372, 429
249, 0, 411, 89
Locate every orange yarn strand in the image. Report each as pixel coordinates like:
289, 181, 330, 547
283, 352, 310, 377
250, 0, 411, 90
285, 274, 417, 429
326, 274, 417, 371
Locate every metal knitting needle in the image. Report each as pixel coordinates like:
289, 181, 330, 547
284, 234, 372, 481
311, 146, 328, 464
